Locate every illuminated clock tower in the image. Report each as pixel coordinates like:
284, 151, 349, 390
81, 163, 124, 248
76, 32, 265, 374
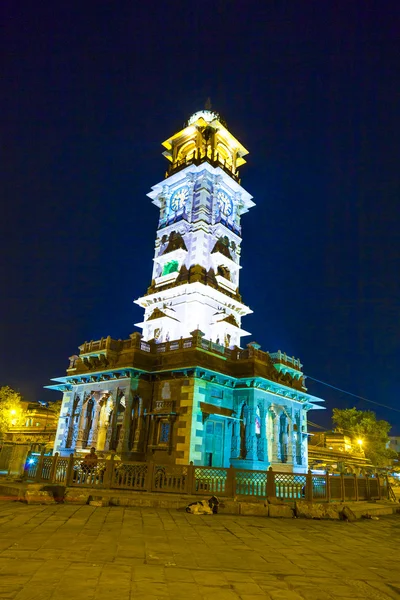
49, 107, 324, 472
134, 109, 255, 348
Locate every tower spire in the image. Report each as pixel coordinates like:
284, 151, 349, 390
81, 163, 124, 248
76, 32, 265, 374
205, 97, 212, 110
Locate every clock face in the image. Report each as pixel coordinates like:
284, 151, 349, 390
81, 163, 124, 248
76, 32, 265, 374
217, 191, 233, 216
170, 186, 189, 212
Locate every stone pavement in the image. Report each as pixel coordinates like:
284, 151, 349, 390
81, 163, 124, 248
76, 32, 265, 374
0, 502, 399, 600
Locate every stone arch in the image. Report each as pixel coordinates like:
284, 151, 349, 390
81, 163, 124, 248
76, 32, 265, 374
279, 412, 288, 462
162, 260, 179, 276
177, 139, 197, 163
239, 403, 249, 459
217, 265, 230, 280
83, 396, 95, 448
216, 141, 232, 167
255, 405, 261, 436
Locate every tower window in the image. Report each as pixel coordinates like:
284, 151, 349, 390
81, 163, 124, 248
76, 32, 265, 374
159, 421, 170, 444
162, 260, 179, 276
217, 265, 231, 280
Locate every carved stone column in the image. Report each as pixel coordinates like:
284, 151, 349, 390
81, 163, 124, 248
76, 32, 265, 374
104, 390, 118, 451
96, 398, 110, 451
117, 389, 133, 454
132, 397, 143, 452
245, 407, 257, 460
75, 394, 88, 450
87, 395, 102, 448
270, 407, 280, 462
282, 408, 293, 464
230, 415, 240, 459
258, 407, 268, 462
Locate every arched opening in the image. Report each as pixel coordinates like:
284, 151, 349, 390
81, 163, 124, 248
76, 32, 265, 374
83, 397, 94, 448
255, 407, 261, 437
239, 404, 249, 459
217, 265, 231, 280
279, 413, 288, 463
216, 141, 233, 168
162, 260, 179, 276
177, 140, 197, 164
295, 413, 302, 465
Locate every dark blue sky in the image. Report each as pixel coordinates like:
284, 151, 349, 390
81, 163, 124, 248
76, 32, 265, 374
2, 1, 399, 432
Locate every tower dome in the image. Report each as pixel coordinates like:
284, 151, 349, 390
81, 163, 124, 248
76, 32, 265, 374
186, 109, 227, 128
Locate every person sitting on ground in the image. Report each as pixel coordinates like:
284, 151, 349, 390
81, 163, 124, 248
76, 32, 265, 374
81, 447, 98, 471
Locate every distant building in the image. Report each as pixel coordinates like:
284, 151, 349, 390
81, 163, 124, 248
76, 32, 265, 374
5, 401, 61, 452
47, 109, 326, 472
388, 436, 400, 456
308, 430, 373, 473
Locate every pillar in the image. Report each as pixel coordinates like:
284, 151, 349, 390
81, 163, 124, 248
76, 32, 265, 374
117, 390, 133, 454
75, 394, 88, 450
259, 407, 268, 462
96, 399, 110, 452
132, 397, 144, 452
245, 407, 257, 460
230, 416, 240, 459
104, 389, 120, 451
87, 396, 102, 448
8, 444, 30, 477
271, 408, 280, 462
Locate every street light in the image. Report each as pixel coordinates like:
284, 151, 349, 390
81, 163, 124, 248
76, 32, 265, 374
10, 408, 17, 426
357, 439, 363, 447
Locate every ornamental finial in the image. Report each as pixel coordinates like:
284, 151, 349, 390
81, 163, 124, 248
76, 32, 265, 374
205, 97, 212, 110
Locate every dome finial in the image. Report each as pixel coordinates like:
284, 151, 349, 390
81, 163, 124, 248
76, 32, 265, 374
205, 97, 212, 110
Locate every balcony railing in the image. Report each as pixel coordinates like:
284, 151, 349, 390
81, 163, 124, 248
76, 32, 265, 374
24, 452, 389, 503
269, 351, 302, 371
167, 150, 241, 183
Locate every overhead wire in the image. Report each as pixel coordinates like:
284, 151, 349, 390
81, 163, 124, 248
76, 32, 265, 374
306, 375, 400, 414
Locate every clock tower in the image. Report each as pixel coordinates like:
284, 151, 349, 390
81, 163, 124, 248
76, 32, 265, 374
49, 106, 324, 472
135, 109, 255, 348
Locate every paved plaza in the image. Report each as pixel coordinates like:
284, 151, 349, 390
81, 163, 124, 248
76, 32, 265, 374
0, 502, 399, 600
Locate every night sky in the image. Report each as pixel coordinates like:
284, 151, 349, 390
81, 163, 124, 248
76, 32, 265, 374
2, 2, 399, 432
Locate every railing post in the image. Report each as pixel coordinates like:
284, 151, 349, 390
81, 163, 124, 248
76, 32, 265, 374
354, 474, 359, 501
376, 473, 381, 500
225, 465, 236, 498
365, 475, 370, 500
340, 472, 345, 502
34, 448, 46, 483
384, 474, 389, 500
104, 455, 115, 488
326, 470, 331, 502
187, 461, 195, 495
50, 453, 59, 483
65, 453, 75, 486
146, 461, 155, 492
22, 452, 31, 481
305, 469, 313, 502
266, 466, 276, 499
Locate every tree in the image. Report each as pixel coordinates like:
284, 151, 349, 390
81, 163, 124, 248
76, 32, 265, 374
332, 407, 397, 467
0, 386, 23, 439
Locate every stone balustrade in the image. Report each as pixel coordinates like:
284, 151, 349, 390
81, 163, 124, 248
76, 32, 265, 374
24, 451, 388, 504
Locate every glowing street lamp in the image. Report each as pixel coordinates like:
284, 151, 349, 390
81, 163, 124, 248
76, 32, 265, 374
356, 439, 364, 447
